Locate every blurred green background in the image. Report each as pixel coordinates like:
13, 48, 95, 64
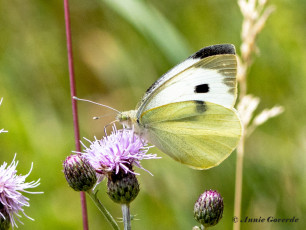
0, 0, 305, 229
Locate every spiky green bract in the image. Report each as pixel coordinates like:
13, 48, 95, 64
63, 154, 97, 192
107, 167, 139, 204
194, 190, 224, 228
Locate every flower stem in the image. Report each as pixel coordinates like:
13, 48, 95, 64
233, 135, 245, 230
63, 0, 89, 229
87, 190, 120, 230
121, 204, 131, 230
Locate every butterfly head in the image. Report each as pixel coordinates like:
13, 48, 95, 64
116, 110, 138, 128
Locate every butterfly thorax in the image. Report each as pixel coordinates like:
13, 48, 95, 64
117, 110, 138, 129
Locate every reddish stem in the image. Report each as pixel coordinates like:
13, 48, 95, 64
63, 1, 89, 229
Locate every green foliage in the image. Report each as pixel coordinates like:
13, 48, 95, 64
0, 0, 305, 229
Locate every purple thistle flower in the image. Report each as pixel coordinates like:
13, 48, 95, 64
0, 155, 42, 228
80, 126, 159, 177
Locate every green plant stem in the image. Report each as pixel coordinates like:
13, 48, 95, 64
121, 204, 131, 230
87, 190, 120, 230
233, 134, 245, 230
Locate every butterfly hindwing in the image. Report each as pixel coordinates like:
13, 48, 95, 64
139, 100, 242, 169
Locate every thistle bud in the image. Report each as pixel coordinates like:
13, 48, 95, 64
194, 190, 224, 228
107, 168, 139, 204
63, 154, 97, 192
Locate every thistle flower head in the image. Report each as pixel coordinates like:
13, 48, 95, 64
80, 126, 159, 177
194, 190, 224, 228
0, 155, 41, 228
63, 154, 97, 192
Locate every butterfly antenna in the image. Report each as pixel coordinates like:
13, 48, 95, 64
73, 96, 120, 113
93, 112, 117, 120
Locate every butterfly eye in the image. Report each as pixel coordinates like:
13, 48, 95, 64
116, 113, 125, 122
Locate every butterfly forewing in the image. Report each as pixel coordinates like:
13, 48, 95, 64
136, 44, 237, 118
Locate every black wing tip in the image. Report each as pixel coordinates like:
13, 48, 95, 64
191, 44, 236, 60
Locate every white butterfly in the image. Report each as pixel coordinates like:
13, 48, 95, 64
116, 44, 242, 170
78, 44, 242, 170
